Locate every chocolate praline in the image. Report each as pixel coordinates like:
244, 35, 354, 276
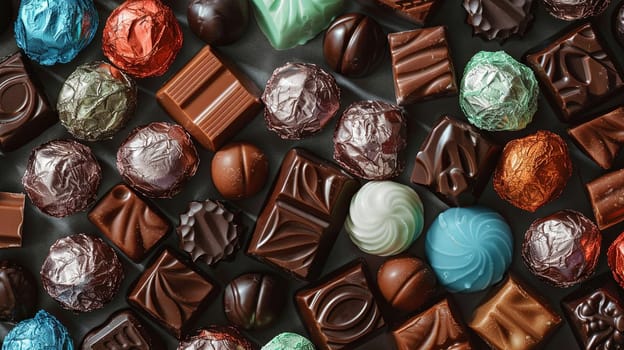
211, 142, 269, 200
463, 0, 535, 41
187, 0, 249, 46
377, 256, 437, 313
0, 261, 37, 322
177, 326, 256, 350
541, 0, 610, 21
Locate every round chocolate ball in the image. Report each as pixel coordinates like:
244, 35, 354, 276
187, 0, 249, 46
22, 139, 102, 218
323, 13, 385, 77
224, 273, 285, 330
3, 310, 73, 350
40, 234, 124, 312
178, 326, 255, 350
211, 142, 269, 200
117, 122, 199, 198
542, 0, 610, 21
0, 261, 37, 322
377, 256, 437, 313
608, 232, 624, 289
615, 3, 624, 47
522, 210, 601, 288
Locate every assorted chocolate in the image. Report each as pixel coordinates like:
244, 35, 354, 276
0, 261, 36, 322
463, 0, 534, 41
0, 192, 25, 249
81, 309, 162, 350
177, 326, 256, 350
377, 256, 437, 314
211, 142, 269, 200
568, 106, 624, 169
586, 168, 624, 230
187, 0, 250, 46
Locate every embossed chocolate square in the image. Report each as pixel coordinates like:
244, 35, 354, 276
247, 148, 360, 281
88, 184, 170, 262
81, 309, 162, 350
389, 26, 457, 105
526, 23, 624, 123
411, 116, 500, 206
128, 249, 215, 338
376, 0, 441, 25
295, 261, 385, 350
469, 274, 562, 350
568, 106, 624, 169
0, 192, 25, 248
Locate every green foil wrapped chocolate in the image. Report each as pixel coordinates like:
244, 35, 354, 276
459, 51, 538, 131
58, 61, 137, 141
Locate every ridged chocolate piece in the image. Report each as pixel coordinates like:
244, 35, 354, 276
295, 261, 385, 350
0, 192, 25, 248
411, 116, 500, 206
0, 261, 36, 322
248, 148, 359, 281
375, 0, 440, 25
223, 273, 285, 330
568, 106, 624, 169
377, 256, 437, 314
81, 309, 162, 350
177, 326, 256, 350
392, 298, 473, 350
463, 0, 534, 41
388, 26, 457, 105
88, 184, 170, 262
157, 46, 262, 151
586, 168, 624, 230
128, 249, 215, 338
469, 274, 562, 350
526, 23, 624, 123
177, 199, 241, 265
542, 0, 610, 21
0, 52, 57, 152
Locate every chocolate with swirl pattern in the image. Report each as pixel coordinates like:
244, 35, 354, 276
569, 106, 624, 169
81, 309, 162, 350
463, 0, 535, 41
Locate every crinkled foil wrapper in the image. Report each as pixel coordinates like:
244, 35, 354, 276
2, 310, 73, 350
14, 0, 98, 65
542, 0, 611, 21
58, 62, 137, 141
460, 51, 538, 131
178, 326, 255, 350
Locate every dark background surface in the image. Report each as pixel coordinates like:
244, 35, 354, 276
2, 0, 624, 349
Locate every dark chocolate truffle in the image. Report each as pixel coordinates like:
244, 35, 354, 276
223, 273, 286, 330
522, 210, 601, 288
323, 13, 386, 77
22, 139, 102, 218
463, 0, 534, 41
0, 261, 36, 322
211, 142, 269, 200
542, 0, 610, 21
616, 3, 624, 47
117, 122, 199, 198
177, 326, 256, 350
377, 256, 437, 314
187, 0, 249, 45
40, 234, 124, 312
333, 100, 407, 180
262, 62, 340, 140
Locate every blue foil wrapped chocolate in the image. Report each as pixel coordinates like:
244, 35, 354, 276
2, 310, 73, 350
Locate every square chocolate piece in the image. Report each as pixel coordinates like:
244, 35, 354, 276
586, 168, 624, 230
128, 249, 215, 338
247, 148, 359, 281
0, 52, 57, 152
469, 274, 562, 350
156, 46, 262, 151
568, 106, 624, 169
0, 192, 25, 248
389, 26, 457, 105
295, 261, 385, 350
526, 23, 624, 123
81, 309, 162, 350
376, 0, 441, 25
411, 116, 500, 206
88, 184, 170, 262
392, 298, 473, 350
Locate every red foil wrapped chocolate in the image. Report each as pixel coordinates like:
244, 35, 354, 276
608, 232, 624, 289
102, 0, 183, 78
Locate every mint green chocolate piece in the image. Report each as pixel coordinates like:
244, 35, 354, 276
251, 0, 344, 50
261, 332, 315, 350
459, 51, 538, 131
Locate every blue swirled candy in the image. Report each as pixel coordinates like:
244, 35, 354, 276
425, 206, 513, 293
2, 310, 73, 350
14, 0, 98, 65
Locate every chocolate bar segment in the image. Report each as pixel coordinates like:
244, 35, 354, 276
81, 309, 162, 350
247, 148, 359, 281
0, 192, 25, 248
568, 106, 624, 169
586, 168, 624, 230
526, 23, 624, 123
375, 0, 440, 25
157, 46, 262, 151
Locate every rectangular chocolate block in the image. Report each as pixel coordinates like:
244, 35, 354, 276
389, 26, 457, 105
411, 116, 500, 206
0, 52, 57, 152
568, 106, 624, 169
247, 148, 359, 281
81, 309, 162, 350
295, 261, 385, 350
526, 23, 624, 123
88, 184, 170, 262
156, 46, 262, 151
376, 0, 440, 25
586, 168, 624, 230
128, 249, 215, 338
0, 192, 25, 248
392, 298, 473, 350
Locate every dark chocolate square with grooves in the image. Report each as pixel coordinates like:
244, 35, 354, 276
568, 106, 624, 170
81, 309, 163, 350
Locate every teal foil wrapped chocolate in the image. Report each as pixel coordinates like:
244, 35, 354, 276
262, 332, 315, 350
2, 310, 73, 350
14, 0, 98, 66
459, 51, 538, 131
251, 0, 344, 50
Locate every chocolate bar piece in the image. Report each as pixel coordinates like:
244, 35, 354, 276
376, 0, 441, 25
81, 309, 162, 350
389, 26, 457, 105
247, 148, 359, 280
586, 168, 624, 230
295, 261, 385, 350
526, 23, 624, 123
411, 116, 500, 206
0, 192, 25, 248
568, 106, 624, 169
128, 249, 215, 338
157, 46, 262, 151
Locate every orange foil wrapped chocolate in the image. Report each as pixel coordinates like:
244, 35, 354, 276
608, 233, 624, 289
493, 130, 572, 212
102, 0, 182, 78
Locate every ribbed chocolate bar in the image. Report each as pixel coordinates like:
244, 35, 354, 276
81, 309, 162, 350
568, 106, 624, 169
157, 46, 262, 151
0, 192, 25, 248
586, 168, 624, 230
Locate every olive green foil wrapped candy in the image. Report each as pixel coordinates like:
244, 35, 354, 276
58, 61, 137, 141
459, 51, 538, 131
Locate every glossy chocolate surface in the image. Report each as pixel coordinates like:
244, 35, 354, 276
377, 256, 437, 314
211, 142, 269, 200
223, 273, 285, 330
0, 260, 36, 322
375, 0, 440, 24
177, 326, 256, 350
463, 0, 534, 41
608, 233, 624, 290
81, 309, 162, 350
586, 168, 624, 230
187, 0, 249, 46
542, 0, 610, 20
0, 192, 24, 248
568, 106, 624, 170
